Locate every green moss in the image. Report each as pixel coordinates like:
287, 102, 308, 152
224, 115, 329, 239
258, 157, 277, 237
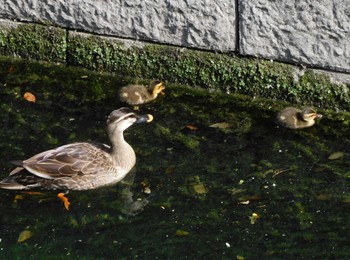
0, 23, 349, 110
68, 33, 350, 110
0, 23, 66, 63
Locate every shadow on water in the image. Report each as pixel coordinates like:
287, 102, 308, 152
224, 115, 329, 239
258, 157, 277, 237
0, 57, 349, 258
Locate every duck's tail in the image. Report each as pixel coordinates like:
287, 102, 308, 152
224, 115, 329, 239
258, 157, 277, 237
0, 167, 27, 190
0, 177, 26, 190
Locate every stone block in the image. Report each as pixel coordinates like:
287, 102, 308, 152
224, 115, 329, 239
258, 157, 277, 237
0, 0, 236, 51
240, 0, 350, 73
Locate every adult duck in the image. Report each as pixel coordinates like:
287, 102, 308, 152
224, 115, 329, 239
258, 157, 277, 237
0, 108, 153, 208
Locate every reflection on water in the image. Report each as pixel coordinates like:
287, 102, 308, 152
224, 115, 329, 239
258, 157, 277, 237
0, 57, 349, 258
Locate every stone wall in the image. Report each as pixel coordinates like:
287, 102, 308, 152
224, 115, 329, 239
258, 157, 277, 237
240, 1, 350, 73
0, 0, 349, 74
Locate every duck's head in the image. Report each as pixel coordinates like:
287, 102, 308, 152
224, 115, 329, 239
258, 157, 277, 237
107, 107, 153, 133
301, 107, 323, 122
150, 80, 166, 96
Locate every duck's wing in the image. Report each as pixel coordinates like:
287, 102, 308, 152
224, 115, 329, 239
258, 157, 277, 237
21, 142, 114, 180
119, 85, 150, 102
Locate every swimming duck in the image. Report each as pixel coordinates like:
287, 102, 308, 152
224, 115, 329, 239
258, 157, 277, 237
119, 80, 165, 107
275, 107, 322, 129
0, 108, 153, 208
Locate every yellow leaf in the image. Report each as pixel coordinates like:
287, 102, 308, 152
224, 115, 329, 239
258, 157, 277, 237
175, 230, 190, 236
328, 152, 344, 160
144, 187, 151, 194
192, 183, 207, 194
250, 213, 260, 224
210, 122, 232, 129
14, 194, 24, 201
17, 230, 33, 243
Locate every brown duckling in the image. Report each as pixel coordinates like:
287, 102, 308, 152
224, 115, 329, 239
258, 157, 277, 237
0, 108, 153, 209
119, 80, 165, 107
275, 107, 323, 129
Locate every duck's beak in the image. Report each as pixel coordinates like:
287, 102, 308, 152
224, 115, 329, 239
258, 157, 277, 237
316, 113, 323, 119
160, 85, 166, 95
136, 114, 153, 123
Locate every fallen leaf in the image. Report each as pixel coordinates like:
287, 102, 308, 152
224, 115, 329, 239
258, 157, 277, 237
210, 122, 232, 129
192, 183, 207, 194
17, 230, 33, 243
250, 213, 260, 224
6, 66, 14, 74
316, 194, 329, 200
165, 166, 175, 174
14, 194, 24, 202
328, 152, 344, 160
23, 191, 44, 195
23, 92, 36, 103
186, 125, 198, 131
144, 187, 151, 194
175, 230, 190, 236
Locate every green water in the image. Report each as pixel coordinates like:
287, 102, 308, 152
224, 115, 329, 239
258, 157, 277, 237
0, 57, 349, 259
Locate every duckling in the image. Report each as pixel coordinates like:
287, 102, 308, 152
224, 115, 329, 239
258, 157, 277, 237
0, 108, 153, 209
119, 80, 165, 108
275, 107, 323, 129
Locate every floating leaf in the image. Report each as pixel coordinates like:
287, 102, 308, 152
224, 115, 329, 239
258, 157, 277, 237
23, 92, 36, 103
24, 191, 44, 195
210, 122, 231, 129
144, 187, 151, 194
316, 194, 329, 200
6, 66, 14, 74
328, 152, 344, 160
14, 194, 24, 202
192, 183, 207, 194
175, 230, 190, 236
17, 230, 33, 243
186, 125, 198, 131
250, 213, 260, 224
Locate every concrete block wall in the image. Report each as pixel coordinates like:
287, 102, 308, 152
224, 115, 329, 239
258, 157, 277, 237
240, 1, 350, 73
0, 0, 349, 74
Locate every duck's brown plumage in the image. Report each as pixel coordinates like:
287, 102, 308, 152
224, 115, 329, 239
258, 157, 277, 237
0, 108, 153, 191
119, 80, 165, 106
275, 107, 322, 129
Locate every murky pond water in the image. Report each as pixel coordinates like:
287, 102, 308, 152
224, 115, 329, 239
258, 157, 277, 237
0, 57, 349, 259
